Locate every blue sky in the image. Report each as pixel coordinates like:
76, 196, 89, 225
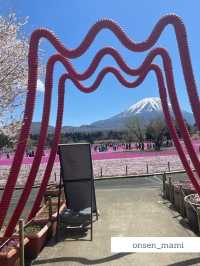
1, 0, 200, 126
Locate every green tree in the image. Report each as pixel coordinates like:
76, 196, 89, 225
146, 118, 169, 151
0, 133, 11, 149
125, 117, 146, 147
173, 119, 192, 138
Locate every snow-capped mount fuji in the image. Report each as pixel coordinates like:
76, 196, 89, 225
127, 97, 165, 113
89, 97, 194, 130
31, 97, 194, 134
116, 97, 172, 118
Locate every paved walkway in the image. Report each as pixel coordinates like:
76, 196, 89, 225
33, 177, 200, 266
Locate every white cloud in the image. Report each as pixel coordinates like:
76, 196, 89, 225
37, 79, 45, 92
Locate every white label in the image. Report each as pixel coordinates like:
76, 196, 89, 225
111, 237, 200, 253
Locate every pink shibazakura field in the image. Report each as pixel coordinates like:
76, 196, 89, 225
0, 140, 199, 186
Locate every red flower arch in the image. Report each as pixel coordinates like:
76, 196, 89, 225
0, 14, 199, 237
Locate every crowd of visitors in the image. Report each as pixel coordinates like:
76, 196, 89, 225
92, 142, 162, 152
93, 143, 133, 152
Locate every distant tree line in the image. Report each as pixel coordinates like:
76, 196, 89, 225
0, 118, 198, 152
30, 130, 126, 147
125, 117, 198, 151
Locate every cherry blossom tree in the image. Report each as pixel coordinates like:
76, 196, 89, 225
0, 13, 29, 141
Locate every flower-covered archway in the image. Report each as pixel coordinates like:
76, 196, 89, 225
0, 14, 200, 237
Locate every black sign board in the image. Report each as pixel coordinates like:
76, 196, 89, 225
58, 143, 97, 212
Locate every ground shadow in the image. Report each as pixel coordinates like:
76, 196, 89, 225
167, 256, 200, 266
58, 227, 89, 241
160, 197, 198, 234
46, 227, 91, 247
168, 203, 178, 212
178, 218, 193, 231
32, 253, 131, 265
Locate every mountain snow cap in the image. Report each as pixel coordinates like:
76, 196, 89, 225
126, 97, 172, 114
